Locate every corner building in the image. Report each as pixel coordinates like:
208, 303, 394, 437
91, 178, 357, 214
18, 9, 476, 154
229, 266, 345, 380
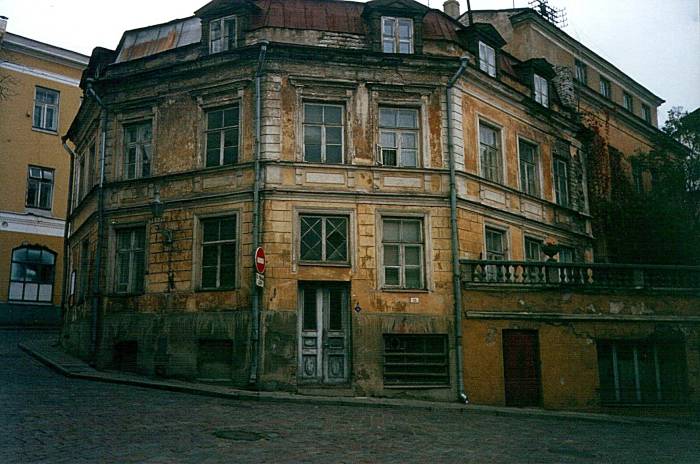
62, 0, 700, 412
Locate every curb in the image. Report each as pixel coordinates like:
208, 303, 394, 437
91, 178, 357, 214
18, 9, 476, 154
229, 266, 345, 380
19, 342, 700, 429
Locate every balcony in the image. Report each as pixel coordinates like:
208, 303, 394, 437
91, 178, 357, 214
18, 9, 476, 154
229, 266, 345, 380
461, 260, 700, 291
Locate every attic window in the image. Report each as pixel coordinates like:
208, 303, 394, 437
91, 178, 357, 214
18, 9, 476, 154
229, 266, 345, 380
533, 74, 548, 107
478, 41, 496, 77
209, 15, 237, 53
382, 17, 413, 54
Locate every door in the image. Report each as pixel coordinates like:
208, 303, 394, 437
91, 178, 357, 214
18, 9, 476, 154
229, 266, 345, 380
502, 330, 541, 406
299, 284, 349, 384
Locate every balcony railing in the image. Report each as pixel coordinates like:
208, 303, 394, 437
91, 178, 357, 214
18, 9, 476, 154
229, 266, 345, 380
461, 260, 700, 291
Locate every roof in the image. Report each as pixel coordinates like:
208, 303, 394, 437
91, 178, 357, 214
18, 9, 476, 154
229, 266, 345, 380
112, 0, 463, 63
2, 32, 89, 67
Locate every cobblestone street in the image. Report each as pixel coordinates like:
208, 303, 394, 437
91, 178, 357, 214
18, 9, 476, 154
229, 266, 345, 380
2, 330, 699, 463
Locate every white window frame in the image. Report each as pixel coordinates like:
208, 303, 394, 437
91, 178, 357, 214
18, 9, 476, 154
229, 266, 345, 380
204, 104, 240, 167
378, 107, 420, 168
518, 138, 541, 198
478, 41, 496, 77
478, 120, 503, 184
484, 226, 508, 261
380, 216, 425, 290
302, 103, 345, 164
33, 86, 59, 132
209, 15, 238, 54
26, 166, 54, 210
8, 246, 56, 303
534, 74, 549, 107
599, 76, 611, 99
123, 121, 152, 180
381, 16, 413, 54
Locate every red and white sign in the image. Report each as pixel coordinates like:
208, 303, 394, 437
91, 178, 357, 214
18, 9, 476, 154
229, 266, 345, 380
254, 247, 266, 274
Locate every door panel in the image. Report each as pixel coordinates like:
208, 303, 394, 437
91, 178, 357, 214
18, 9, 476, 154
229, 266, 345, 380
503, 330, 541, 407
299, 284, 349, 384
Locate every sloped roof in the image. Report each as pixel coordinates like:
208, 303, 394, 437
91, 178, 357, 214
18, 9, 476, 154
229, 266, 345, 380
115, 17, 201, 63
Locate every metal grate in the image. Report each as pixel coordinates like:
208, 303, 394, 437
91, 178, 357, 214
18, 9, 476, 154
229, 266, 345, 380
383, 334, 449, 387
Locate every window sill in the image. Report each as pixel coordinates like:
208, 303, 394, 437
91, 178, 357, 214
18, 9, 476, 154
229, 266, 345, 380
32, 127, 58, 136
380, 287, 429, 293
195, 287, 238, 293
298, 261, 351, 268
7, 300, 54, 306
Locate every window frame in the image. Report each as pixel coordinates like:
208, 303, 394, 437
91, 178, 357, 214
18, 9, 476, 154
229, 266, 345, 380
477, 120, 504, 184
381, 16, 414, 54
122, 120, 153, 180
641, 104, 652, 124
524, 236, 544, 262
299, 214, 350, 266
553, 156, 570, 208
197, 214, 238, 291
204, 104, 241, 167
33, 86, 59, 133
599, 76, 612, 99
518, 138, 541, 198
533, 73, 549, 108
209, 15, 238, 54
25, 165, 54, 211
574, 59, 587, 84
380, 216, 426, 290
623, 92, 634, 112
8, 245, 56, 303
484, 226, 507, 261
114, 226, 147, 295
478, 41, 497, 77
302, 103, 345, 165
378, 106, 421, 168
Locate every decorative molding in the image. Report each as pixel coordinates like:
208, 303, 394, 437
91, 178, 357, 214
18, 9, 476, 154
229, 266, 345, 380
0, 211, 65, 237
0, 61, 80, 87
464, 311, 700, 323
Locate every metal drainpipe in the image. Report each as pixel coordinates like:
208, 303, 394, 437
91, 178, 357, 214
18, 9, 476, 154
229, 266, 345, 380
249, 41, 269, 386
60, 139, 76, 337
446, 56, 469, 403
85, 81, 108, 364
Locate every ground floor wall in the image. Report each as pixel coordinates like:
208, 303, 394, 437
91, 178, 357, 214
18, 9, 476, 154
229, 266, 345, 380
463, 317, 700, 415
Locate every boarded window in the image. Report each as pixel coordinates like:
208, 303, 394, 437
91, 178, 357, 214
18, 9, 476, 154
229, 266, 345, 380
383, 334, 449, 387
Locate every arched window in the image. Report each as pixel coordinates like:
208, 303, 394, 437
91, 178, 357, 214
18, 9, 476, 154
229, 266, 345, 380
9, 246, 56, 303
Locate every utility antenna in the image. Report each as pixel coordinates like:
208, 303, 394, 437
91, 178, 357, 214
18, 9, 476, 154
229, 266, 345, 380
528, 0, 568, 28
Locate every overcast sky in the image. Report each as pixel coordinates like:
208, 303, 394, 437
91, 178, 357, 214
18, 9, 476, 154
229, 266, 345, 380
1, 0, 698, 123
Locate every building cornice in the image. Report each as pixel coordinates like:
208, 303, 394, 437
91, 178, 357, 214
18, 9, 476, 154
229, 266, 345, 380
2, 32, 89, 69
0, 211, 65, 238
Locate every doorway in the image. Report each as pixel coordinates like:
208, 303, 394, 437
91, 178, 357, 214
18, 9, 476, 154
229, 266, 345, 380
298, 283, 349, 385
502, 329, 542, 407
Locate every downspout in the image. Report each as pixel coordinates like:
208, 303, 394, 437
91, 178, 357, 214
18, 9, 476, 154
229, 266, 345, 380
249, 41, 269, 386
60, 138, 76, 333
446, 56, 469, 403
85, 80, 108, 364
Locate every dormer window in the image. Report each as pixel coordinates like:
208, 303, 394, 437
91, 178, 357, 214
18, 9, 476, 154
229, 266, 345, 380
534, 73, 549, 107
209, 15, 237, 53
478, 41, 496, 77
382, 17, 413, 54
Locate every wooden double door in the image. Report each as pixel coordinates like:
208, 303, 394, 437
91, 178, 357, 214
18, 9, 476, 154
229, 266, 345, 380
298, 283, 349, 385
502, 330, 542, 407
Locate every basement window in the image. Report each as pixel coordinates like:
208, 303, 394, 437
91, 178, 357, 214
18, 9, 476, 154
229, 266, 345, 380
383, 334, 449, 387
209, 15, 237, 53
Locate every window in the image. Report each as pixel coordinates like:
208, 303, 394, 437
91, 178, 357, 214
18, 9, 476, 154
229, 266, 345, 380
642, 104, 652, 124
485, 227, 506, 261
533, 74, 549, 107
115, 227, 146, 294
201, 216, 236, 290
33, 87, 59, 132
623, 92, 634, 112
558, 246, 574, 263
478, 41, 496, 77
206, 105, 240, 167
597, 340, 688, 404
379, 107, 419, 167
553, 157, 569, 207
88, 141, 97, 188
479, 122, 502, 183
124, 121, 152, 179
78, 239, 90, 301
524, 237, 543, 262
26, 166, 53, 210
632, 160, 644, 194
382, 218, 424, 289
383, 334, 449, 386
574, 59, 587, 84
382, 17, 413, 54
303, 104, 343, 164
9, 246, 55, 302
300, 215, 348, 263
519, 140, 540, 197
209, 16, 237, 53
599, 76, 611, 98
78, 155, 86, 201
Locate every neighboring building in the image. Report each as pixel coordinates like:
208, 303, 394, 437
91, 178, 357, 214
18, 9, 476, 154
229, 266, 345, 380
61, 0, 699, 414
0, 19, 89, 326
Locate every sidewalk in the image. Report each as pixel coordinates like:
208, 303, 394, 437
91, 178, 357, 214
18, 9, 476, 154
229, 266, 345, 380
20, 337, 699, 429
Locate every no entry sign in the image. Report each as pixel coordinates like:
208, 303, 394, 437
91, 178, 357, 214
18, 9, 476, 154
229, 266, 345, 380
254, 247, 266, 274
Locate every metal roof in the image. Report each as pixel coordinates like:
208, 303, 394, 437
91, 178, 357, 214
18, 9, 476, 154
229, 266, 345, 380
115, 17, 202, 63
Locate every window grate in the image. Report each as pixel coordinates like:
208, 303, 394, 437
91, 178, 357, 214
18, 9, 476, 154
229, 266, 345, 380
383, 334, 449, 387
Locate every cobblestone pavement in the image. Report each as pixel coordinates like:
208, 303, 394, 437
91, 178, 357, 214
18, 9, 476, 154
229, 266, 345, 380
2, 330, 699, 464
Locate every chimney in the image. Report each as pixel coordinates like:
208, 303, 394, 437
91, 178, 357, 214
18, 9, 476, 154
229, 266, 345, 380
0, 16, 7, 47
443, 1, 460, 19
